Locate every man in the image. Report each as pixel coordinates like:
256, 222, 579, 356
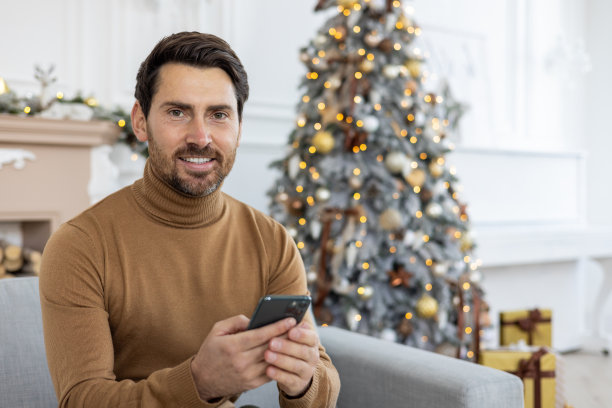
40, 32, 340, 407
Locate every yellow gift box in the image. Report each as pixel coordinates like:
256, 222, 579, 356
480, 348, 555, 408
500, 308, 552, 347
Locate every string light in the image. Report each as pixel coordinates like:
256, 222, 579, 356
352, 146, 360, 153
318, 50, 326, 57
463, 282, 471, 290
464, 256, 471, 264
355, 240, 363, 248
297, 118, 306, 127
336, 113, 344, 121
354, 72, 363, 79
465, 327, 473, 334
353, 192, 361, 200
366, 53, 375, 61
324, 81, 331, 88
307, 196, 315, 206
374, 104, 382, 111
407, 114, 415, 121
299, 161, 307, 169
353, 168, 361, 175
309, 146, 316, 154
389, 246, 397, 253
297, 242, 305, 249
23, 106, 31, 114
302, 95, 310, 103
362, 262, 370, 270
359, 143, 367, 151
425, 283, 432, 291
296, 185, 304, 193
467, 351, 474, 359
416, 211, 422, 218
358, 48, 366, 56
394, 43, 402, 51
422, 234, 430, 242
463, 305, 471, 313
405, 312, 413, 319
118, 119, 126, 127
425, 259, 433, 266
299, 218, 307, 225
355, 314, 362, 321
353, 26, 361, 33
410, 136, 418, 144
312, 57, 320, 65
360, 216, 367, 223
56, 91, 64, 99
314, 123, 322, 130
413, 186, 421, 193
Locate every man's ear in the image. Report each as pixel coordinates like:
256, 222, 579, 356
131, 102, 148, 142
236, 121, 242, 147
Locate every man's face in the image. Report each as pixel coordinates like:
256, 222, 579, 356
132, 63, 242, 197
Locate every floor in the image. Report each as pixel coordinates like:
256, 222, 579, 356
561, 348, 612, 408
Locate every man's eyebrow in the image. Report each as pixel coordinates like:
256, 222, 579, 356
160, 101, 193, 111
206, 104, 235, 113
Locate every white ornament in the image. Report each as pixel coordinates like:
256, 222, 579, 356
310, 220, 322, 239
347, 307, 361, 331
287, 227, 298, 238
346, 244, 358, 268
470, 270, 483, 283
384, 151, 407, 174
0, 149, 36, 170
363, 115, 380, 132
313, 35, 327, 47
369, 90, 382, 105
432, 262, 449, 277
380, 328, 397, 342
315, 187, 331, 202
307, 271, 318, 284
383, 65, 401, 79
288, 155, 300, 180
425, 202, 443, 218
328, 75, 342, 90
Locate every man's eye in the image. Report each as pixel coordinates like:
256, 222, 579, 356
213, 112, 228, 120
169, 109, 184, 117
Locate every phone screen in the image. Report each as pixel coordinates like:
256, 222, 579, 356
247, 295, 311, 330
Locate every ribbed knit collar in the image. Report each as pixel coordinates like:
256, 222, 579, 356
132, 160, 225, 228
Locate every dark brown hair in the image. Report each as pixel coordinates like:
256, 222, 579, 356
135, 32, 249, 120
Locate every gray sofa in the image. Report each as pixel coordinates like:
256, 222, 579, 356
0, 277, 524, 407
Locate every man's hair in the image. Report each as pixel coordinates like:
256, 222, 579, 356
135, 32, 249, 120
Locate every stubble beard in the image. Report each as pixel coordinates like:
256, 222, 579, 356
147, 135, 237, 198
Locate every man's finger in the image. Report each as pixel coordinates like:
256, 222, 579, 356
242, 317, 296, 348
212, 315, 250, 335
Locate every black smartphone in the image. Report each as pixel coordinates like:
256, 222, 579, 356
247, 295, 312, 330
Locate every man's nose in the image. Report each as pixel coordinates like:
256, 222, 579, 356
186, 116, 212, 146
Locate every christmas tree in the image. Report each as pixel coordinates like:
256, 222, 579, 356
268, 0, 484, 359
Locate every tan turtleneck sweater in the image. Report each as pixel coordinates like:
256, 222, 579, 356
39, 161, 340, 408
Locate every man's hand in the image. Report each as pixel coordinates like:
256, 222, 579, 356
190, 315, 297, 401
264, 320, 320, 397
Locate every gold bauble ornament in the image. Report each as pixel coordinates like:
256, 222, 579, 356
429, 161, 444, 178
338, 0, 358, 8
416, 295, 439, 319
312, 131, 335, 154
403, 167, 426, 187
405, 59, 421, 78
379, 208, 402, 231
360, 59, 375, 74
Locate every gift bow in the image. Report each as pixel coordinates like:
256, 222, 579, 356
511, 347, 555, 408
504, 308, 551, 345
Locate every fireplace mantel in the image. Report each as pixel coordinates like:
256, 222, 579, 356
0, 114, 119, 251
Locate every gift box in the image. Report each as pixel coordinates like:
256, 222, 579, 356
500, 308, 552, 347
480, 348, 555, 408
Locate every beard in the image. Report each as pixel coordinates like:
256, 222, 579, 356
147, 134, 237, 197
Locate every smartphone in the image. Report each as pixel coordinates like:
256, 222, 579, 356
247, 295, 312, 330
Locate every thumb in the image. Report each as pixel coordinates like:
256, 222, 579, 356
212, 314, 250, 336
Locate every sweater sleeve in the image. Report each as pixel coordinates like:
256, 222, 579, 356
39, 222, 223, 408
265, 222, 341, 408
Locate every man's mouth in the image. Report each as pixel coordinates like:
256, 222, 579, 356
180, 157, 213, 164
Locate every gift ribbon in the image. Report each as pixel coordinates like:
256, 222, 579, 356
509, 347, 555, 408
314, 207, 360, 320
502, 308, 551, 345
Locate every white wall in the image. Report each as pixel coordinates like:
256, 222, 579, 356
2, 0, 611, 351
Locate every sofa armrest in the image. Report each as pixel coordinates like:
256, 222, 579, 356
319, 326, 524, 408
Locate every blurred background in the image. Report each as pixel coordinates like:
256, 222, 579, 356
1, 0, 611, 356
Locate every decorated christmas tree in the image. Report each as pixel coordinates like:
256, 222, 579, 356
268, 0, 485, 359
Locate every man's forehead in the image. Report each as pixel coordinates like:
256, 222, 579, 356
154, 63, 237, 107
